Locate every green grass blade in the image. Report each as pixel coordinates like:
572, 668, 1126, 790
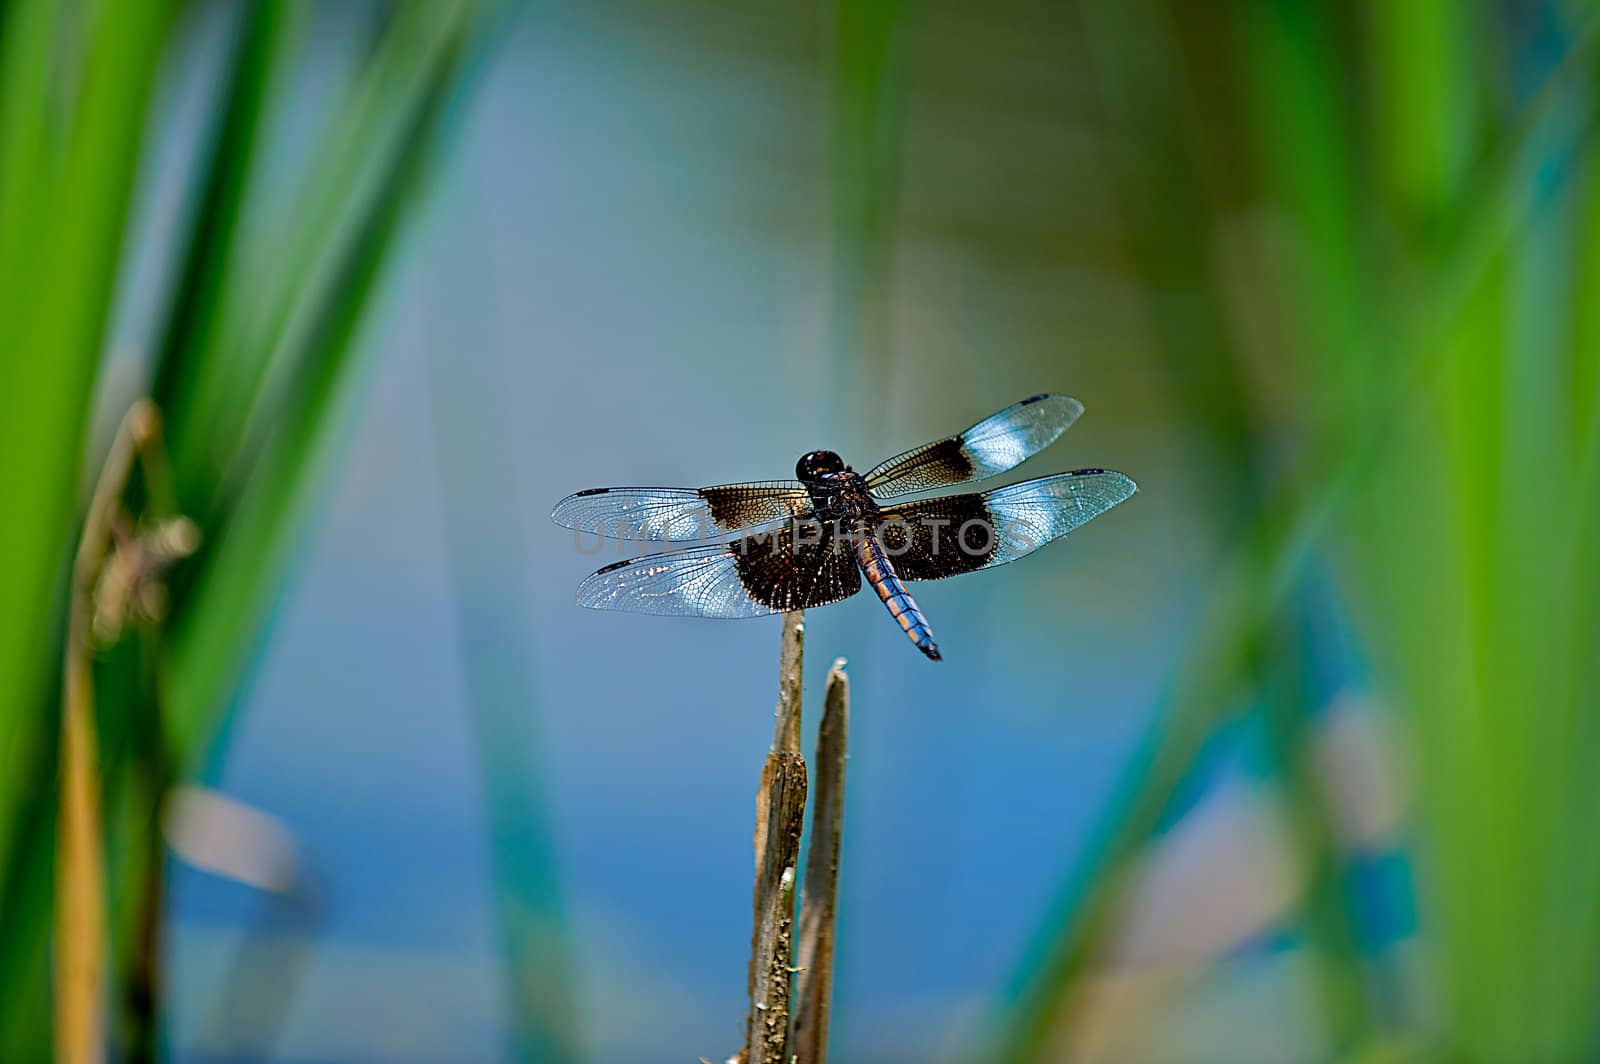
0, 2, 178, 1052
163, 2, 480, 763
163, 0, 472, 522
0, 0, 59, 325
0, 0, 175, 887
149, 0, 301, 415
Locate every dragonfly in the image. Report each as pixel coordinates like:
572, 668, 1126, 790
551, 394, 1135, 661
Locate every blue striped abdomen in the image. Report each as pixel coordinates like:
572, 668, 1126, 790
853, 530, 941, 661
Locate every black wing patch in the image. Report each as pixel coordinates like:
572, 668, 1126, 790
576, 520, 861, 617
552, 482, 811, 541
877, 469, 1136, 580
864, 394, 1084, 499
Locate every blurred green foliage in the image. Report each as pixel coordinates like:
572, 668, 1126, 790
0, 0, 502, 1057
992, 1, 1600, 1060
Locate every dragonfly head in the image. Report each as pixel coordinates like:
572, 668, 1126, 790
796, 450, 846, 483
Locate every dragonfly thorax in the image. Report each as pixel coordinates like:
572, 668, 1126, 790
808, 470, 877, 524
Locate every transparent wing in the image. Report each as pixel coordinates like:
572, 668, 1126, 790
865, 394, 1085, 499
551, 482, 811, 542
576, 521, 862, 617
877, 469, 1136, 580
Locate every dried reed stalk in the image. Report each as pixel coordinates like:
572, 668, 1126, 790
59, 402, 154, 1063
792, 658, 848, 1063
729, 619, 853, 1064
736, 611, 809, 1063
58, 401, 193, 1064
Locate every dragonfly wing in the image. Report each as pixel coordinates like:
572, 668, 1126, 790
576, 520, 862, 616
864, 394, 1084, 499
877, 469, 1136, 580
552, 482, 811, 541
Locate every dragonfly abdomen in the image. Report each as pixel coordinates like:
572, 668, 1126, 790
853, 528, 941, 661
